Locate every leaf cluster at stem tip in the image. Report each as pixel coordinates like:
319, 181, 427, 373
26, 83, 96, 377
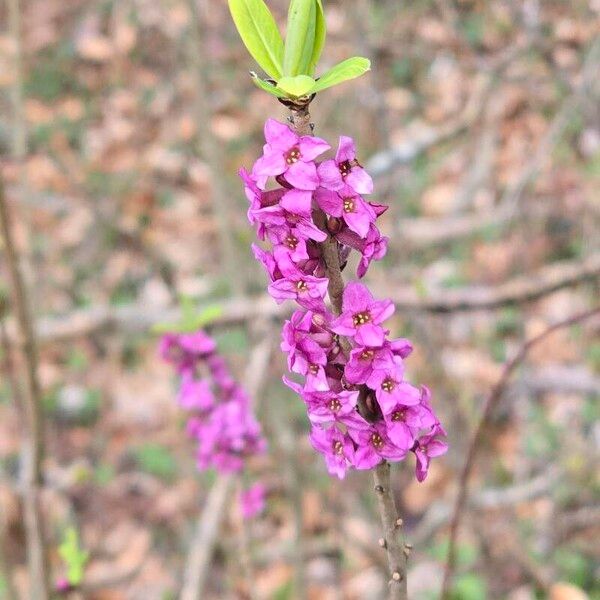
228, 0, 370, 101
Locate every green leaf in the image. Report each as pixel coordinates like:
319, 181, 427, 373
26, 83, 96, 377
250, 73, 288, 98
58, 528, 89, 586
133, 443, 177, 481
228, 0, 284, 79
152, 301, 224, 334
451, 574, 487, 600
311, 56, 371, 93
308, 0, 326, 75
277, 75, 316, 97
283, 0, 317, 76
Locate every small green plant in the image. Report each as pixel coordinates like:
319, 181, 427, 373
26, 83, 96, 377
58, 527, 89, 588
228, 0, 370, 101
152, 296, 223, 334
133, 443, 177, 481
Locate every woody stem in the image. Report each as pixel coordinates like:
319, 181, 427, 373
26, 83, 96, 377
288, 106, 408, 600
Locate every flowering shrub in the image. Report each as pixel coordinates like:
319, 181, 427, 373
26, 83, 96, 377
242, 119, 447, 481
160, 330, 267, 517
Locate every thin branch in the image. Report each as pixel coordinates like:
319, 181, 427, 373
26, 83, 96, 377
395, 36, 600, 248
288, 106, 407, 600
8, 0, 26, 161
411, 467, 562, 547
180, 334, 273, 600
373, 462, 408, 599
180, 474, 234, 600
388, 252, 600, 313
365, 41, 527, 177
12, 252, 599, 345
0, 177, 50, 597
0, 314, 19, 600
440, 306, 600, 598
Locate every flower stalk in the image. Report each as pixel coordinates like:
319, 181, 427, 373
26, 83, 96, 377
230, 3, 448, 598
288, 104, 408, 599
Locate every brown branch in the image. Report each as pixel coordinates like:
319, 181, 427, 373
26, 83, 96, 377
366, 40, 529, 177
8, 0, 26, 161
411, 467, 562, 547
440, 306, 600, 599
373, 462, 408, 599
288, 106, 407, 600
12, 252, 598, 346
395, 36, 600, 249
0, 177, 50, 597
389, 252, 600, 313
0, 315, 19, 600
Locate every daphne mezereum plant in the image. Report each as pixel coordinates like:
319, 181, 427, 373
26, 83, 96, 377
160, 326, 268, 519
229, 1, 447, 597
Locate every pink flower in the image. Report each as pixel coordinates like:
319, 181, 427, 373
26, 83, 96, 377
318, 136, 373, 195
366, 369, 420, 413
178, 376, 215, 411
310, 425, 355, 479
315, 185, 376, 238
302, 389, 369, 429
350, 422, 407, 470
252, 119, 330, 190
336, 225, 388, 278
159, 331, 216, 374
414, 427, 448, 482
240, 483, 267, 519
268, 250, 329, 311
345, 343, 395, 385
56, 578, 72, 594
331, 282, 394, 346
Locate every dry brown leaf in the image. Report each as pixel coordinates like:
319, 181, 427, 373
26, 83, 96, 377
549, 582, 590, 600
76, 36, 114, 62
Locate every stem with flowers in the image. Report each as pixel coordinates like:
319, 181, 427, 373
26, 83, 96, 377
229, 1, 448, 598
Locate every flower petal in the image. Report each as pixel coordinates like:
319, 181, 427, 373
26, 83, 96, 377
286, 161, 320, 190
280, 189, 313, 215
336, 136, 356, 163
264, 118, 298, 151
346, 167, 374, 195
342, 282, 372, 313
298, 136, 330, 161
314, 188, 343, 216
317, 160, 344, 191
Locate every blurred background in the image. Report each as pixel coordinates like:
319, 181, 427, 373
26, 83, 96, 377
0, 0, 599, 598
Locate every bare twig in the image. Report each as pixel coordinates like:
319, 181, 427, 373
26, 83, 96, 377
373, 462, 408, 599
288, 105, 407, 600
440, 306, 600, 598
387, 252, 600, 313
180, 334, 273, 600
12, 252, 599, 346
8, 0, 26, 160
181, 474, 234, 600
0, 177, 50, 597
411, 467, 562, 547
396, 37, 600, 248
0, 315, 19, 600
236, 478, 257, 600
366, 41, 527, 178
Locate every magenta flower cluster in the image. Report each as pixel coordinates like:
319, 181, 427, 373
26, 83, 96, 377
241, 119, 447, 481
160, 330, 266, 518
